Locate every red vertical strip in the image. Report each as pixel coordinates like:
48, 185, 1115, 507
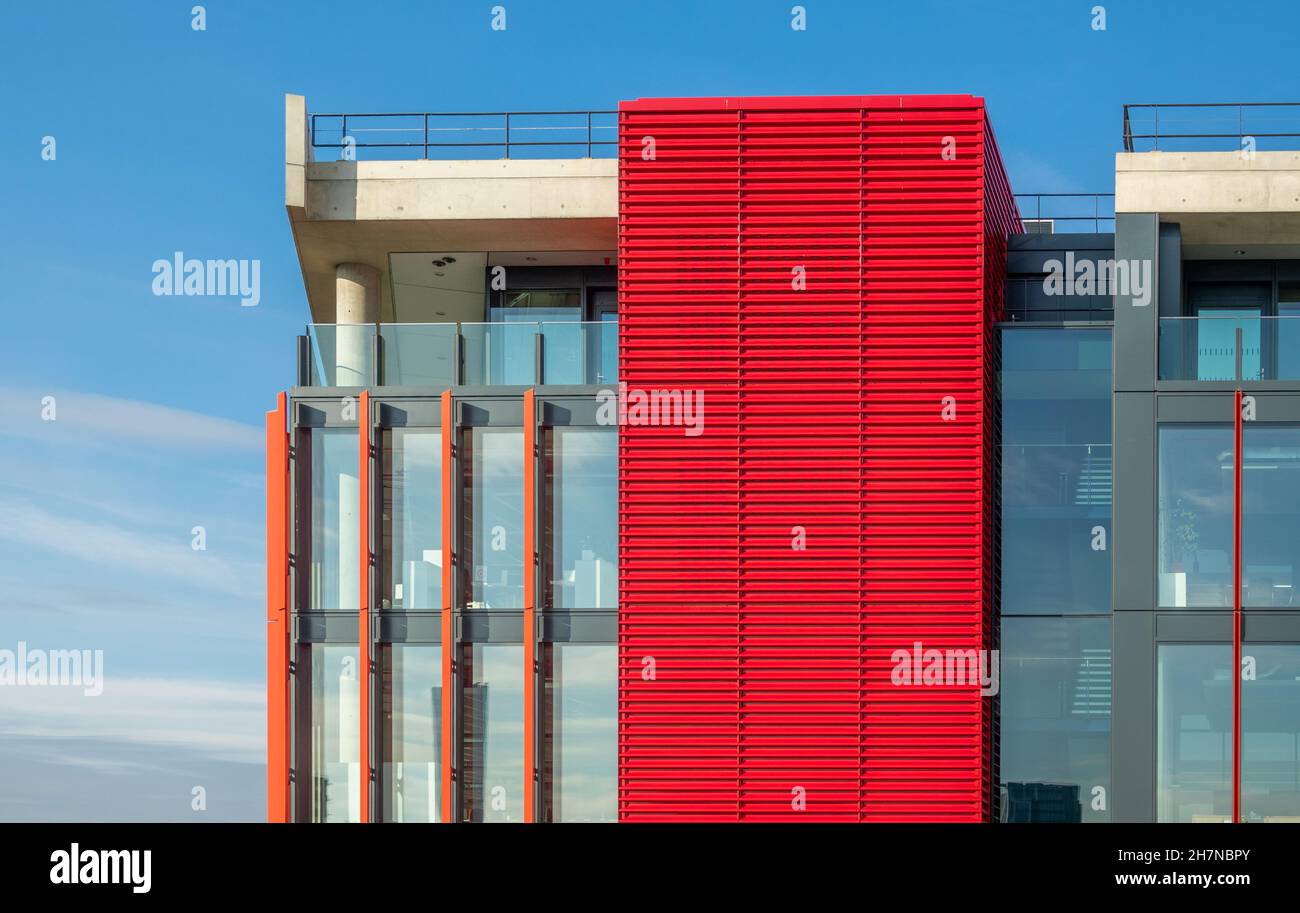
265, 392, 290, 823
1233, 388, 1243, 823
440, 390, 454, 823
523, 388, 537, 822
358, 391, 371, 823
618, 94, 1018, 822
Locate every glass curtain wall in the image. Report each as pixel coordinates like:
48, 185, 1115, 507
998, 327, 1113, 823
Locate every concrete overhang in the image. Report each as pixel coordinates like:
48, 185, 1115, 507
1116, 150, 1300, 246
284, 94, 618, 323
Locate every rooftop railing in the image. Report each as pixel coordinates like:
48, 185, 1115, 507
301, 320, 618, 388
1123, 103, 1300, 153
1015, 193, 1116, 233
310, 110, 619, 161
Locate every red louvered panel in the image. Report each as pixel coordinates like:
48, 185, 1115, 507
979, 119, 1023, 816
618, 105, 742, 821
618, 95, 1018, 823
861, 102, 988, 823
737, 108, 864, 822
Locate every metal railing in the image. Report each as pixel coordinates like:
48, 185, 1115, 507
1158, 315, 1300, 382
1015, 193, 1116, 233
301, 320, 618, 387
310, 110, 618, 161
1123, 103, 1300, 152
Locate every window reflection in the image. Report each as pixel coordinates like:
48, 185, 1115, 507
1157, 426, 1234, 607
381, 429, 442, 610
543, 428, 617, 609
303, 643, 361, 823
485, 289, 581, 385
542, 643, 617, 822
1157, 644, 1233, 822
1243, 645, 1300, 822
1000, 328, 1112, 614
1242, 427, 1300, 607
460, 643, 524, 822
381, 645, 442, 823
461, 428, 524, 609
998, 617, 1111, 822
306, 428, 359, 611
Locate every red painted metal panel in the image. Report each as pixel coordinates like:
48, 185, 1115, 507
265, 392, 290, 823
359, 391, 372, 823
618, 95, 1018, 822
1233, 387, 1242, 823
523, 388, 537, 822
440, 390, 454, 823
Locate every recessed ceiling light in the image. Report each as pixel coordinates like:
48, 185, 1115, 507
526, 256, 538, 262
435, 311, 447, 316
443, 256, 456, 264
432, 259, 446, 267
1235, 249, 1247, 255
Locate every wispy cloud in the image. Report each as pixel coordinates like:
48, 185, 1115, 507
0, 676, 262, 764
0, 499, 262, 603
0, 387, 261, 452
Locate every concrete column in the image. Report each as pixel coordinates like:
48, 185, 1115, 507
334, 263, 375, 721
335, 262, 380, 386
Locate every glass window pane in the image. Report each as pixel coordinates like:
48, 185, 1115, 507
544, 428, 617, 609
306, 428, 359, 611
381, 644, 442, 823
1157, 644, 1233, 823
460, 643, 525, 822
999, 328, 1112, 614
381, 429, 443, 610
598, 314, 618, 385
1242, 426, 1300, 607
1195, 311, 1260, 381
1189, 282, 1268, 381
1158, 426, 1234, 607
304, 643, 361, 823
461, 428, 524, 609
1243, 644, 1300, 822
1278, 300, 1300, 381
492, 289, 581, 320
542, 643, 617, 822
998, 617, 1111, 822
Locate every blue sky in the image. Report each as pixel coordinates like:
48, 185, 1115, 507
0, 0, 1297, 820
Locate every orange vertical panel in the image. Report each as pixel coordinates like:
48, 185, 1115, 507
265, 392, 290, 823
440, 390, 455, 823
522, 388, 537, 822
1233, 387, 1243, 823
359, 391, 372, 823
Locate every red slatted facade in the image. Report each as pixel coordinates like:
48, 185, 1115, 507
617, 95, 1019, 822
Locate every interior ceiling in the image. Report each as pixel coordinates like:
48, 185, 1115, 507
1183, 243, 1300, 260
388, 251, 487, 322
387, 250, 616, 322
489, 250, 616, 267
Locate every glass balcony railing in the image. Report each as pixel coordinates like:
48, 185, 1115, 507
302, 320, 618, 388
381, 323, 458, 388
307, 323, 375, 387
1159, 316, 1300, 381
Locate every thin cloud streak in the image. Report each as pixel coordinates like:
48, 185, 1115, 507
0, 499, 262, 603
0, 387, 262, 452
